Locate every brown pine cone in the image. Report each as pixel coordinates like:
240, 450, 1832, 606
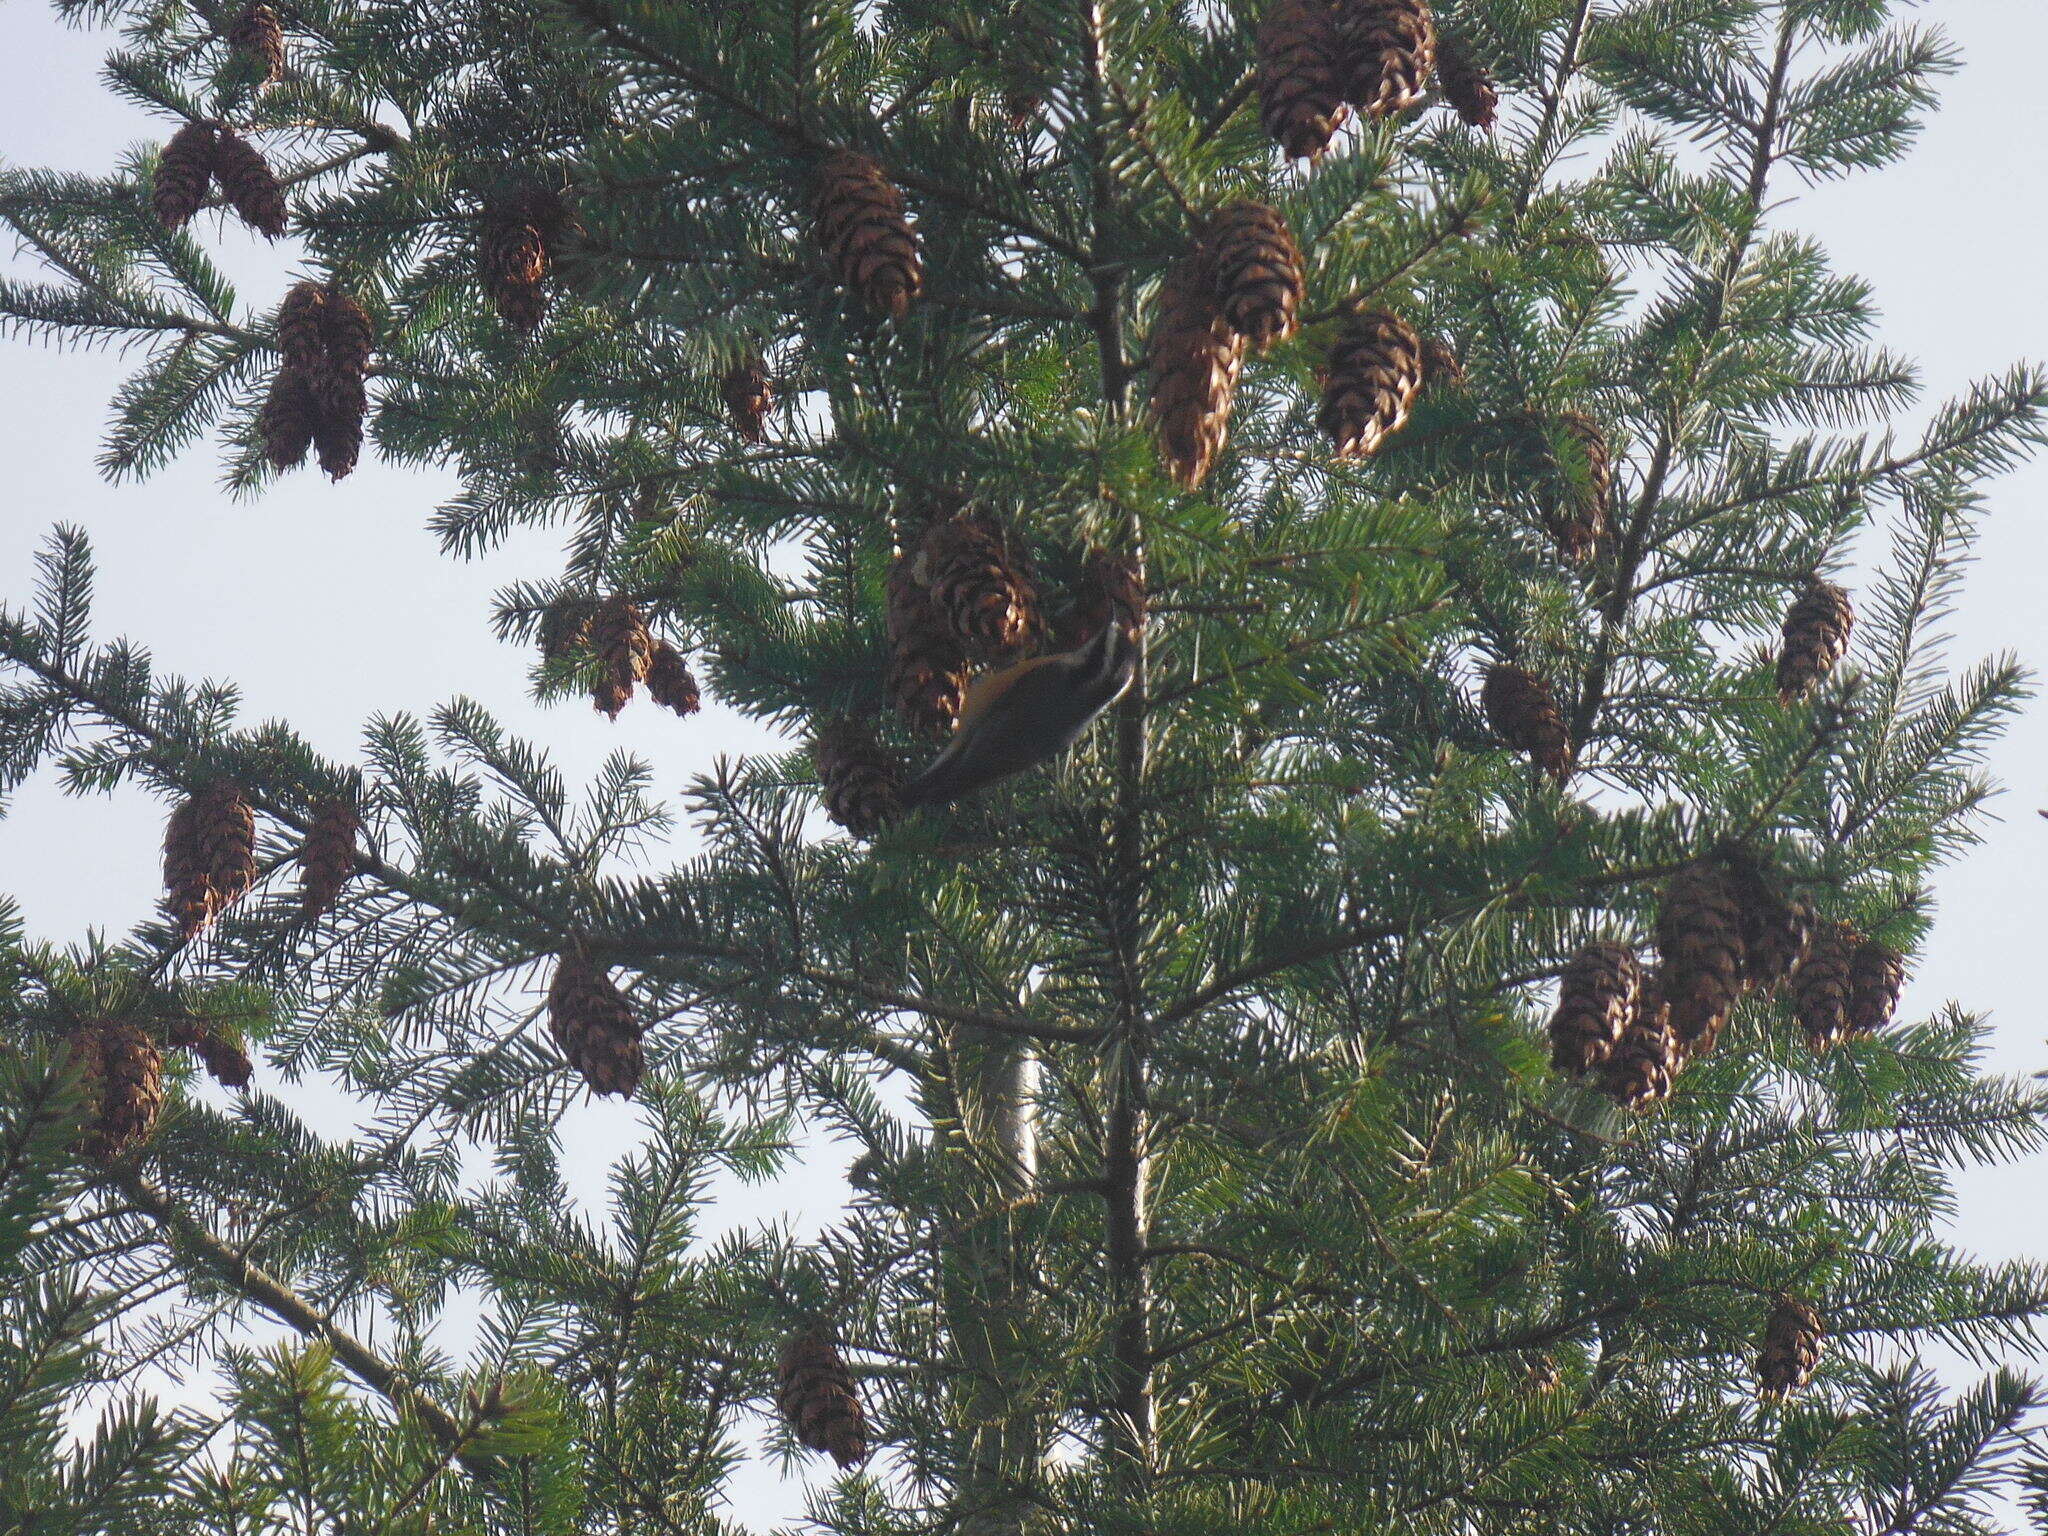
1848, 939, 1905, 1037
1205, 202, 1305, 353
721, 358, 774, 442
163, 781, 256, 942
1655, 860, 1746, 1055
259, 364, 318, 471
66, 1021, 165, 1163
189, 1030, 254, 1090
1756, 1297, 1823, 1398
1548, 941, 1639, 1077
813, 149, 923, 318
275, 282, 328, 373
1258, 0, 1351, 159
1335, 0, 1437, 119
1420, 334, 1466, 390
1599, 969, 1677, 1110
1056, 547, 1147, 652
589, 596, 654, 719
153, 121, 217, 232
299, 795, 362, 922
1793, 920, 1857, 1051
1728, 857, 1812, 994
480, 192, 558, 331
210, 129, 288, 239
319, 287, 375, 387
1481, 663, 1573, 782
1319, 310, 1424, 460
1434, 33, 1498, 128
1776, 579, 1854, 705
778, 1328, 869, 1468
228, 3, 286, 84
886, 553, 971, 738
1542, 411, 1612, 565
814, 717, 903, 838
313, 371, 366, 480
914, 514, 1041, 655
644, 642, 702, 717
1147, 257, 1244, 489
546, 949, 643, 1098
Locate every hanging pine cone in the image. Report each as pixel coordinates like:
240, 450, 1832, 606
259, 365, 318, 471
914, 515, 1041, 655
319, 287, 374, 391
1481, 663, 1573, 782
813, 149, 923, 319
589, 596, 654, 719
1848, 939, 1905, 1037
721, 358, 774, 442
1319, 310, 1424, 460
1334, 0, 1437, 119
1205, 202, 1305, 353
1420, 334, 1466, 390
209, 128, 288, 239
1756, 1297, 1824, 1398
1548, 941, 1640, 1077
886, 553, 971, 738
644, 642, 702, 717
66, 1021, 165, 1164
1147, 258, 1244, 489
1793, 920, 1856, 1051
814, 717, 903, 838
1541, 411, 1612, 566
298, 795, 362, 922
546, 949, 643, 1098
1776, 579, 1854, 705
275, 282, 328, 372
1434, 33, 1498, 128
479, 191, 560, 331
1728, 856, 1812, 994
1257, 0, 1351, 159
1056, 548, 1147, 651
228, 3, 286, 84
1655, 860, 1746, 1055
777, 1328, 869, 1469
153, 121, 217, 231
1599, 969, 1677, 1110
313, 374, 365, 481
168, 1015, 255, 1091
163, 781, 256, 942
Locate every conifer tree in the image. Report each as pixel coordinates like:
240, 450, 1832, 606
3, 1, 2048, 1531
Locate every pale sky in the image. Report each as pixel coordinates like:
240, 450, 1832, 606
0, 0, 2044, 1518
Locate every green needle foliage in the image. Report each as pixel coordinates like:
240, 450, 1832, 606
3, 0, 2048, 1531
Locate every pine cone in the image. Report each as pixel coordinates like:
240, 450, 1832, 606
1655, 860, 1747, 1055
275, 281, 328, 373
1335, 0, 1437, 119
66, 1021, 165, 1163
163, 781, 256, 942
480, 192, 557, 331
229, 3, 285, 84
1258, 0, 1351, 159
1319, 310, 1424, 459
589, 596, 654, 719
319, 287, 375, 389
1481, 663, 1573, 782
1205, 202, 1305, 353
546, 949, 643, 1098
1434, 33, 1497, 128
313, 371, 365, 480
1147, 257, 1244, 488
153, 121, 217, 232
1542, 411, 1611, 565
1599, 969, 1677, 1110
645, 642, 702, 717
299, 795, 362, 922
915, 514, 1041, 655
1776, 579, 1853, 705
1756, 1297, 1823, 1398
177, 1023, 254, 1090
210, 129, 288, 239
777, 1328, 869, 1468
1056, 548, 1147, 651
721, 358, 774, 442
259, 364, 318, 471
813, 149, 923, 318
1728, 855, 1811, 994
886, 553, 970, 738
814, 717, 903, 838
1420, 334, 1466, 390
1848, 939, 1905, 1037
1549, 941, 1639, 1077
1793, 920, 1856, 1051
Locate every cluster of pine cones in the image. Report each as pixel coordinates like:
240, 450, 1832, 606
541, 594, 702, 721
1257, 0, 1496, 159
261, 281, 375, 480
62, 997, 264, 1166
161, 780, 362, 943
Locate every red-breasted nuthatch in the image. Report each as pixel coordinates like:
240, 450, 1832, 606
898, 607, 1140, 809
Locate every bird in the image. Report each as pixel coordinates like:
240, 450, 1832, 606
898, 606, 1140, 809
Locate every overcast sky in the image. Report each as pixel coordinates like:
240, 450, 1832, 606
1, 0, 2045, 1519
